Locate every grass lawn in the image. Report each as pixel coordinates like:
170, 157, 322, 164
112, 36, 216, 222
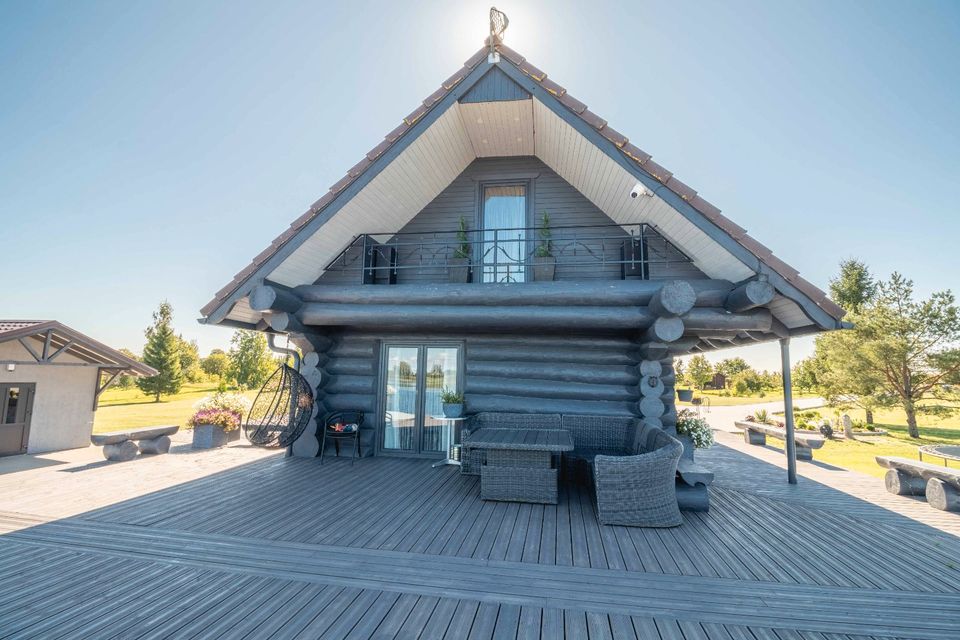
678, 390, 821, 407
93, 382, 257, 434
762, 404, 960, 479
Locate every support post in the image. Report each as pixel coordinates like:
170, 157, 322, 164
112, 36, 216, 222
780, 337, 797, 484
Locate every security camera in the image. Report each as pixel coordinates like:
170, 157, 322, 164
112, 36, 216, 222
630, 182, 653, 199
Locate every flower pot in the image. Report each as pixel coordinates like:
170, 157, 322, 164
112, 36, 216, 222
677, 434, 695, 461
442, 403, 464, 418
532, 255, 556, 281
192, 424, 236, 449
448, 257, 471, 283
677, 389, 694, 402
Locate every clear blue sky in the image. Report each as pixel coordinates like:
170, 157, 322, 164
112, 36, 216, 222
2, 1, 958, 370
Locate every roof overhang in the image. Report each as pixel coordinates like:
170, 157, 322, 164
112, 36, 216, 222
200, 44, 845, 340
0, 321, 157, 376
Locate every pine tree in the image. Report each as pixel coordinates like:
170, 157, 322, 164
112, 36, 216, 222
136, 301, 184, 401
829, 258, 876, 313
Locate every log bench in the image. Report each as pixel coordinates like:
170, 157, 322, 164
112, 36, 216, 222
735, 420, 825, 460
876, 456, 960, 512
91, 425, 180, 461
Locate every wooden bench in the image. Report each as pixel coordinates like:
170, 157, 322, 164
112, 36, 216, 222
91, 425, 180, 461
676, 458, 714, 512
735, 420, 825, 460
876, 456, 960, 512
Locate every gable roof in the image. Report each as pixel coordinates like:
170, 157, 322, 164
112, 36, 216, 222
0, 320, 156, 376
200, 41, 845, 332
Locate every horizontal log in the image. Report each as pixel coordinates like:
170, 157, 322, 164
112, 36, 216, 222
264, 311, 307, 335
467, 361, 638, 386
683, 308, 773, 333
249, 285, 303, 314
639, 396, 665, 418
649, 281, 696, 317
638, 360, 662, 377
464, 394, 636, 417
465, 376, 638, 402
725, 278, 775, 313
299, 304, 658, 330
637, 342, 668, 360
468, 345, 637, 367
294, 280, 734, 307
646, 316, 684, 343
639, 375, 665, 398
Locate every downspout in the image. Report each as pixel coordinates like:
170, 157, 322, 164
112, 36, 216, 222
267, 333, 301, 459
267, 333, 300, 371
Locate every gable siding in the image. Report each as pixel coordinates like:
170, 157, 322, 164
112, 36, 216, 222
318, 156, 705, 285
460, 67, 530, 103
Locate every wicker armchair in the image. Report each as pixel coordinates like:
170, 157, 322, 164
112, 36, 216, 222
460, 413, 561, 475
593, 428, 683, 527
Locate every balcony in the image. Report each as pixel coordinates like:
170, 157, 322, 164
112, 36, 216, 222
323, 222, 693, 285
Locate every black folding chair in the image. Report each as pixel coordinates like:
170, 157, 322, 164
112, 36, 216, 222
320, 410, 364, 464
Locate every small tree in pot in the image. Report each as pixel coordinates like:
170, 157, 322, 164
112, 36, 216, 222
440, 388, 465, 418
448, 216, 472, 283
532, 211, 556, 281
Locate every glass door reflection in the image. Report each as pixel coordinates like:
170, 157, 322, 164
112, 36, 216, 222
381, 344, 461, 455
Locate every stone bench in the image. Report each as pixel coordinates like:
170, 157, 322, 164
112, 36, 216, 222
91, 425, 180, 461
876, 456, 960, 512
735, 420, 825, 460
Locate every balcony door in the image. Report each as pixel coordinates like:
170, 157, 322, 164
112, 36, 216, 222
481, 183, 527, 283
380, 344, 461, 455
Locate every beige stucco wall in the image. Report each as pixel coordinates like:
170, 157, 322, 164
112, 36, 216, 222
0, 340, 98, 453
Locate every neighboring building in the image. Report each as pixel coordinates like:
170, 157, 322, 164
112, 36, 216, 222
200, 39, 845, 459
705, 373, 727, 391
0, 321, 156, 455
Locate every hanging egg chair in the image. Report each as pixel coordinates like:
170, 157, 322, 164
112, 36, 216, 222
244, 364, 315, 448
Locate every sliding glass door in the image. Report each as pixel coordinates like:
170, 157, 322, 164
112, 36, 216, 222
381, 344, 461, 455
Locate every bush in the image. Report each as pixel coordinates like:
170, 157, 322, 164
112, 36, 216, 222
676, 409, 715, 449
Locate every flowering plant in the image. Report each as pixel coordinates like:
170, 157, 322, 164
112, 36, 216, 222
675, 408, 715, 449
187, 392, 250, 431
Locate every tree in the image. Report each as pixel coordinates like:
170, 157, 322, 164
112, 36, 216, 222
685, 355, 714, 390
136, 301, 184, 401
674, 359, 685, 382
855, 273, 960, 437
792, 357, 820, 393
715, 358, 751, 386
177, 336, 203, 382
228, 331, 276, 390
829, 258, 876, 313
201, 349, 230, 381
115, 348, 139, 390
731, 369, 763, 396
811, 328, 892, 425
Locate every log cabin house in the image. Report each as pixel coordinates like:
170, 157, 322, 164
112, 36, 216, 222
199, 35, 846, 472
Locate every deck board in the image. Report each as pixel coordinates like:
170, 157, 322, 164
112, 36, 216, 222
1, 435, 958, 639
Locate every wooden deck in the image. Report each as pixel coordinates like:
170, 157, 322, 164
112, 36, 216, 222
1, 433, 958, 639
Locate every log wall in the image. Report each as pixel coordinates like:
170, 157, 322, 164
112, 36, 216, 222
296, 328, 678, 457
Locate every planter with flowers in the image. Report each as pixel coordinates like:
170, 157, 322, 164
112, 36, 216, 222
189, 392, 251, 449
675, 408, 714, 461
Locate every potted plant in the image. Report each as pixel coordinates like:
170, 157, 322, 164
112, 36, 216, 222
532, 211, 556, 281
676, 408, 714, 461
189, 392, 250, 449
676, 388, 694, 402
448, 216, 471, 283
440, 388, 465, 418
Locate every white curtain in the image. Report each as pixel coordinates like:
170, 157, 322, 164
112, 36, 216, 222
482, 185, 526, 283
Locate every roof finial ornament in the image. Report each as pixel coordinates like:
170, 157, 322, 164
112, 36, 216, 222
488, 7, 509, 63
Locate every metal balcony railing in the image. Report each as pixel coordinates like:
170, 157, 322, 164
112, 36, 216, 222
323, 222, 692, 284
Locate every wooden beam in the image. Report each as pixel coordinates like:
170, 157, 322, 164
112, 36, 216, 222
17, 338, 42, 362
46, 340, 75, 362
645, 316, 684, 343
42, 329, 53, 360
93, 369, 123, 410
265, 311, 308, 335
725, 277, 775, 312
780, 338, 798, 484
684, 308, 773, 332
